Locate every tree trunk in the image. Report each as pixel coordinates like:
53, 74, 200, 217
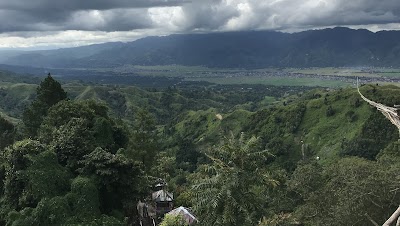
383, 206, 400, 226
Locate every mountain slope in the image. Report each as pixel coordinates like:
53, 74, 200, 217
3, 27, 400, 68
2, 42, 124, 68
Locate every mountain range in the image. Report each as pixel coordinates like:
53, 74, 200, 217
2, 27, 400, 69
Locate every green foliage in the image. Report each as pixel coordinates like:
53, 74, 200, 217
0, 82, 37, 118
175, 138, 203, 172
344, 110, 357, 122
290, 158, 400, 226
6, 175, 119, 225
0, 115, 15, 150
151, 152, 177, 181
94, 88, 127, 117
79, 147, 143, 192
377, 141, 400, 164
325, 105, 335, 117
2, 139, 71, 215
2, 95, 142, 224
159, 214, 188, 226
244, 103, 305, 170
248, 103, 306, 140
349, 95, 362, 108
192, 134, 278, 226
83, 214, 124, 226
40, 100, 128, 169
48, 117, 96, 169
128, 109, 158, 170
25, 151, 71, 202
294, 88, 372, 162
4, 176, 125, 226
22, 101, 47, 137
258, 214, 298, 226
4, 74, 400, 226
40, 100, 105, 131
22, 74, 67, 137
341, 110, 398, 159
3, 139, 46, 209
173, 108, 252, 149
79, 147, 145, 213
8, 197, 71, 226
93, 117, 114, 147
33, 196, 71, 225
68, 176, 101, 218
36, 74, 68, 106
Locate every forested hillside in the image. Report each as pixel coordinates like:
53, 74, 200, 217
0, 73, 400, 225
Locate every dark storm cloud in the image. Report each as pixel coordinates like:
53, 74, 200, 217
288, 0, 400, 28
0, 0, 189, 11
65, 9, 154, 32
1, 0, 400, 33
172, 0, 400, 32
1, 0, 400, 48
0, 0, 188, 32
179, 0, 240, 31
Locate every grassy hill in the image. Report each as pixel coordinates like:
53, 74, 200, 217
165, 84, 400, 169
1, 72, 398, 168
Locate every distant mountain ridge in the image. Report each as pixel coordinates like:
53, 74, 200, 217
2, 27, 400, 68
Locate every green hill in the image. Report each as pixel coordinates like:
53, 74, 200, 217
1, 74, 398, 165
2, 74, 400, 225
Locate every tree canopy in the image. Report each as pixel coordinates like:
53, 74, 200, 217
22, 73, 67, 137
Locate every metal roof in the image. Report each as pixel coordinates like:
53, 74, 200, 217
152, 190, 173, 202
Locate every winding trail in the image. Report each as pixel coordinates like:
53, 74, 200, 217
357, 78, 400, 137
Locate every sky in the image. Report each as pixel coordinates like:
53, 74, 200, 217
1, 0, 400, 49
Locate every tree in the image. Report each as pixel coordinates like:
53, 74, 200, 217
176, 137, 203, 172
48, 118, 96, 169
22, 74, 67, 137
36, 73, 67, 106
128, 109, 158, 170
39, 100, 128, 170
78, 147, 146, 220
2, 139, 71, 212
23, 151, 71, 203
0, 115, 15, 150
325, 105, 335, 117
3, 139, 46, 209
159, 214, 188, 226
191, 134, 278, 226
340, 110, 398, 159
290, 157, 400, 226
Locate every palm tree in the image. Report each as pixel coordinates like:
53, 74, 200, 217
191, 133, 278, 226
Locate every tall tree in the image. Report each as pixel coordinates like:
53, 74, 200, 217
36, 73, 67, 106
22, 74, 67, 137
128, 109, 158, 170
191, 134, 278, 226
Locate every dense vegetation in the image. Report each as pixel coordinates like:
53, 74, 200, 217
1, 72, 400, 225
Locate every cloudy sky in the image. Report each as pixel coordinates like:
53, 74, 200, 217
1, 0, 400, 49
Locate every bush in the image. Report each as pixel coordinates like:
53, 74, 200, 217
159, 214, 188, 226
326, 105, 335, 117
